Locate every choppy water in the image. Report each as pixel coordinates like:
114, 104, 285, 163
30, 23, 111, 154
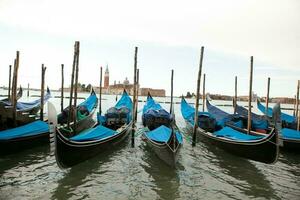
0, 90, 299, 200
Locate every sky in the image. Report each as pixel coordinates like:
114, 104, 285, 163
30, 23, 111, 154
0, 0, 299, 97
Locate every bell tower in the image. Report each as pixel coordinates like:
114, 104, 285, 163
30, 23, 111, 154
104, 65, 109, 88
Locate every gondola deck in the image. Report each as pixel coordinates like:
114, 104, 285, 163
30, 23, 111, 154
181, 97, 279, 164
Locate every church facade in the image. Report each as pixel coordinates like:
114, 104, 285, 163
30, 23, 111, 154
96, 66, 165, 97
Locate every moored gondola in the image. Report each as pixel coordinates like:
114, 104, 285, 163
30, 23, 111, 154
142, 93, 183, 167
181, 97, 279, 164
255, 99, 300, 152
52, 90, 132, 168
0, 90, 97, 156
0, 88, 51, 129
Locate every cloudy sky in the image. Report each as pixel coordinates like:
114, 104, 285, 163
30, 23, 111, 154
0, 0, 299, 97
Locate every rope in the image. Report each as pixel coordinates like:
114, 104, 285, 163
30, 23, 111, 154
61, 126, 73, 133
134, 127, 149, 137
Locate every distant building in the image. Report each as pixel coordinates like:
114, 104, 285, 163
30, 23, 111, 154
94, 66, 165, 96
139, 88, 166, 97
104, 65, 109, 89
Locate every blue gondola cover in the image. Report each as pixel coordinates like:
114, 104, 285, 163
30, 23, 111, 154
214, 127, 263, 141
16, 89, 51, 111
70, 125, 117, 141
281, 128, 300, 140
145, 125, 183, 143
257, 100, 296, 123
0, 120, 49, 140
235, 104, 268, 130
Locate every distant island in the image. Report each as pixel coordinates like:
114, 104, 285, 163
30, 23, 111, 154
184, 91, 296, 104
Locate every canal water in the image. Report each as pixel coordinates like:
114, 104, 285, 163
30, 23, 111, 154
0, 90, 299, 199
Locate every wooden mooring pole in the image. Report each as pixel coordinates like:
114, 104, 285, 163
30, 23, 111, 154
293, 95, 296, 117
247, 56, 254, 134
8, 65, 12, 100
170, 69, 176, 150
192, 46, 204, 146
99, 66, 103, 115
40, 64, 46, 121
27, 83, 30, 97
296, 80, 299, 131
61, 64, 64, 112
12, 52, 20, 127
234, 76, 237, 114
266, 77, 270, 115
67, 42, 77, 128
170, 69, 174, 114
73, 41, 80, 133
202, 73, 206, 112
131, 47, 138, 148
135, 68, 139, 121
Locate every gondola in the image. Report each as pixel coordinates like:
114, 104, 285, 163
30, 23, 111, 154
56, 89, 98, 134
0, 90, 97, 156
0, 88, 51, 129
15, 87, 51, 115
0, 86, 23, 103
181, 97, 279, 164
255, 99, 300, 152
141, 93, 183, 167
52, 90, 132, 168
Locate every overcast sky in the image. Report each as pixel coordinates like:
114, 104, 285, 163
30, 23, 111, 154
0, 0, 299, 97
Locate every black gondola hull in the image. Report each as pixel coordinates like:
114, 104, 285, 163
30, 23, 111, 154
282, 139, 300, 153
186, 122, 279, 164
142, 134, 181, 167
55, 124, 132, 168
0, 132, 49, 156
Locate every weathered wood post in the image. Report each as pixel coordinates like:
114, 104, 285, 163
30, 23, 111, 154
266, 77, 270, 115
40, 64, 46, 121
61, 64, 64, 112
296, 80, 299, 131
293, 95, 296, 117
67, 42, 77, 128
12, 52, 20, 126
99, 66, 103, 115
202, 73, 206, 112
234, 76, 237, 114
73, 41, 80, 133
192, 46, 204, 146
170, 69, 174, 114
247, 56, 254, 134
170, 69, 176, 150
135, 68, 139, 121
131, 47, 138, 148
27, 83, 30, 97
8, 65, 12, 99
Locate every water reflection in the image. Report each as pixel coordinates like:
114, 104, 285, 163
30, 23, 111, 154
140, 143, 181, 200
52, 141, 128, 200
205, 143, 279, 199
0, 145, 50, 175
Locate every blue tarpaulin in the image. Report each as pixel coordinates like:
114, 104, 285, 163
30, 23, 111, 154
143, 95, 172, 122
70, 125, 117, 141
145, 125, 183, 144
206, 99, 244, 127
142, 95, 162, 114
115, 90, 133, 111
79, 91, 98, 113
257, 100, 296, 123
0, 120, 49, 140
99, 90, 132, 124
180, 97, 214, 126
214, 127, 263, 141
281, 128, 300, 140
235, 104, 268, 130
16, 89, 51, 111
